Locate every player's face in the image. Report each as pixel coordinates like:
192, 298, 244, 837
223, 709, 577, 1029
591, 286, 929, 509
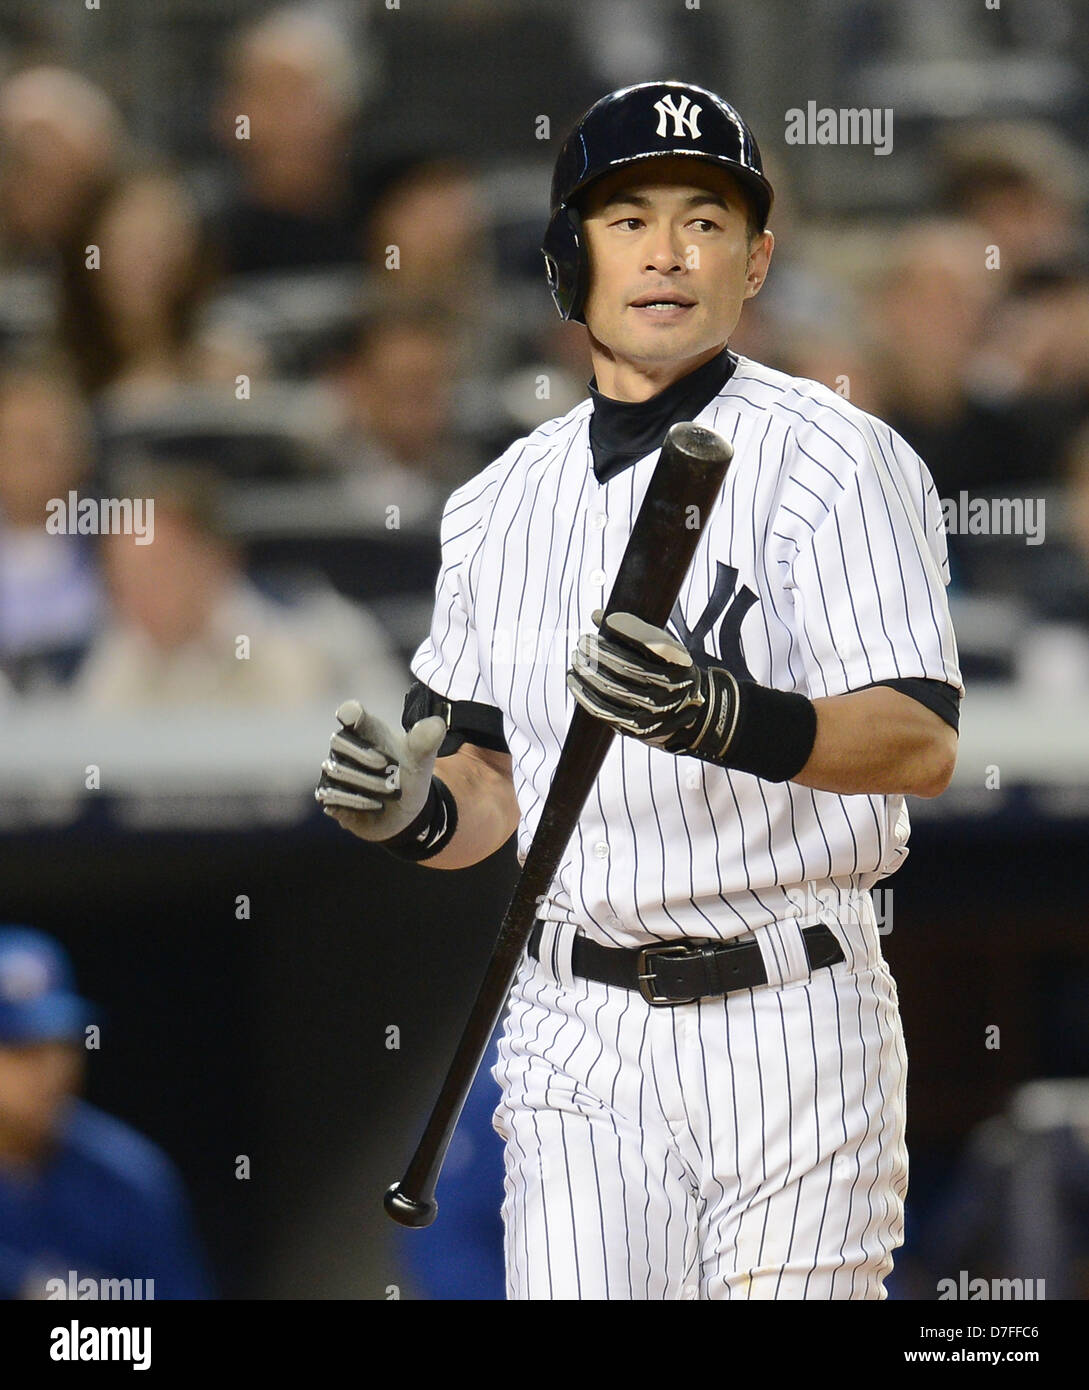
0, 1041, 83, 1155
579, 158, 772, 388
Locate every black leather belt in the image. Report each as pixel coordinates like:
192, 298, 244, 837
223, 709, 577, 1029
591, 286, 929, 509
528, 920, 844, 1007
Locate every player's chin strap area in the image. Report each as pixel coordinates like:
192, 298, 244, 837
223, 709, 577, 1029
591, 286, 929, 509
528, 920, 844, 1007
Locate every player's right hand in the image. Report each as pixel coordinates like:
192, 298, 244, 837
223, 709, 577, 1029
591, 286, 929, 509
315, 699, 447, 842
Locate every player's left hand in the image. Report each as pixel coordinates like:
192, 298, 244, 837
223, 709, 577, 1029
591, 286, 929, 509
566, 609, 740, 761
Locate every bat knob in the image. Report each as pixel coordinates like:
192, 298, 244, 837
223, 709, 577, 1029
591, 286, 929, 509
384, 1182, 438, 1228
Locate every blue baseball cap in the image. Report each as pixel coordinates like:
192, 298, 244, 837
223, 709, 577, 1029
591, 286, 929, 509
0, 927, 95, 1044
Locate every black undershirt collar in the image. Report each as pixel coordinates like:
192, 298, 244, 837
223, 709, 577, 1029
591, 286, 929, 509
588, 345, 738, 484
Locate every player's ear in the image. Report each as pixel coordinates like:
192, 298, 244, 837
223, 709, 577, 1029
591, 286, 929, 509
744, 229, 774, 299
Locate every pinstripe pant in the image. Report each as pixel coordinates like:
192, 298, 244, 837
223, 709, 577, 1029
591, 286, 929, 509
491, 913, 908, 1300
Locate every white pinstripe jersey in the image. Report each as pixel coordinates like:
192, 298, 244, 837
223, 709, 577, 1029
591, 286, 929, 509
410, 353, 963, 949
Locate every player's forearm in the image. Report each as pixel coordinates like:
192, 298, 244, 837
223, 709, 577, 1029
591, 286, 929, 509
791, 687, 957, 798
423, 751, 521, 870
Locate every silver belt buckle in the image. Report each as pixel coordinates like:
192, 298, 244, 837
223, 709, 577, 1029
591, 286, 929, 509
636, 942, 705, 1007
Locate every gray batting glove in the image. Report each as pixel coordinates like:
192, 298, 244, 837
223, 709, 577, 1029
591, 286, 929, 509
315, 699, 447, 842
567, 609, 739, 761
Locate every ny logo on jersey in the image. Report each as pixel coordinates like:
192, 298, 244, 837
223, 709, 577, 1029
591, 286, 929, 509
653, 93, 702, 140
669, 561, 757, 683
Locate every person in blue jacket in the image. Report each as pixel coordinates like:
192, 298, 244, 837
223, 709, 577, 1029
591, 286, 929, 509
0, 925, 212, 1300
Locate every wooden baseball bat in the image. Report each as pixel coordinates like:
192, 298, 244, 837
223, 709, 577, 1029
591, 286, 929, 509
385, 421, 735, 1227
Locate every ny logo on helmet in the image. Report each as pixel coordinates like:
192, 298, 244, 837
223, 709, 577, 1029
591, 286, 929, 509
653, 93, 702, 140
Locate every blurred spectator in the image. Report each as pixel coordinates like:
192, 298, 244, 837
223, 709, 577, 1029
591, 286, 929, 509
938, 122, 1089, 473
0, 925, 212, 1300
0, 67, 125, 269
72, 465, 406, 711
969, 254, 1089, 478
327, 301, 477, 529
863, 217, 1042, 495
938, 121, 1085, 283
978, 262, 1089, 405
362, 155, 490, 319
209, 6, 370, 275
0, 360, 102, 695
59, 171, 256, 402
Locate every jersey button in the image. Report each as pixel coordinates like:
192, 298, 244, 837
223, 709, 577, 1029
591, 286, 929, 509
592, 512, 607, 530
593, 841, 609, 859
589, 568, 607, 587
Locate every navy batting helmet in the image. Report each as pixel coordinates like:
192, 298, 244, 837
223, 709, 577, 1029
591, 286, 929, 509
541, 81, 774, 323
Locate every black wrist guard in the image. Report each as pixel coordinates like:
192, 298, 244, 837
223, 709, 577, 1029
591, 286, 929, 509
380, 777, 459, 862
673, 669, 817, 783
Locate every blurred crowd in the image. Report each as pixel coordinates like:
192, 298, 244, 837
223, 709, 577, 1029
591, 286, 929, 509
1, 0, 1088, 712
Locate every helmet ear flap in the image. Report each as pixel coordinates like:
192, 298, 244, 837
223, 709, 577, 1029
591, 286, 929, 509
541, 204, 587, 324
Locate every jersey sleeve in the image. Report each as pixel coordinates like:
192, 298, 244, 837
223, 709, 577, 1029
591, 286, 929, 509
786, 416, 963, 702
408, 464, 509, 754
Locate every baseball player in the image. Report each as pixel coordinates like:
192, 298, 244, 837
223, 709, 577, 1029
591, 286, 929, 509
317, 80, 962, 1301
0, 926, 212, 1299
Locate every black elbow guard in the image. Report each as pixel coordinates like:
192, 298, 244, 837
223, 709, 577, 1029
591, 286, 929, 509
402, 680, 509, 759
